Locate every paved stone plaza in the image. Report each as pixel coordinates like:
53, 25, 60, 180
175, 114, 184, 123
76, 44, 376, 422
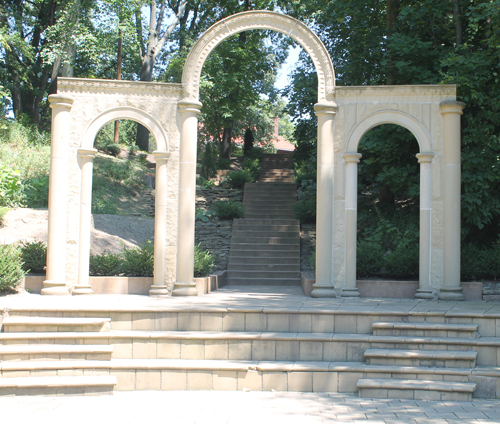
1, 390, 500, 424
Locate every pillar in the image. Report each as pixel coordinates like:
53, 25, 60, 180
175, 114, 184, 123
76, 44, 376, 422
73, 148, 97, 295
311, 101, 338, 298
172, 100, 202, 296
42, 94, 74, 296
415, 152, 435, 300
150, 151, 171, 297
439, 101, 465, 301
342, 153, 362, 297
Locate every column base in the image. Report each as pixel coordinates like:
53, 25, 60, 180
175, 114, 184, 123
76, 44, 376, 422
438, 287, 464, 301
310, 284, 336, 298
41, 280, 70, 296
149, 285, 170, 297
415, 289, 434, 300
72, 285, 93, 295
341, 288, 360, 297
172, 282, 198, 297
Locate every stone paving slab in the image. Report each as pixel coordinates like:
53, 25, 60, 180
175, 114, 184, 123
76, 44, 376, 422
0, 286, 498, 316
1, 391, 500, 424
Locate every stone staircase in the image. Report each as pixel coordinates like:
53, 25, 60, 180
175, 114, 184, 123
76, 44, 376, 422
0, 315, 116, 395
226, 152, 300, 286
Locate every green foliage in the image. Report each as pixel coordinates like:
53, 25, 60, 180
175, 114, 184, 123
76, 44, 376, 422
0, 206, 9, 226
201, 142, 217, 180
0, 165, 24, 207
461, 243, 500, 281
105, 144, 122, 157
24, 176, 49, 208
293, 179, 316, 224
217, 159, 232, 170
308, 250, 316, 271
195, 208, 214, 222
89, 252, 123, 277
0, 245, 25, 291
194, 244, 216, 278
241, 157, 261, 181
19, 240, 47, 274
121, 241, 154, 277
212, 200, 244, 220
383, 244, 419, 279
357, 242, 384, 278
225, 170, 253, 189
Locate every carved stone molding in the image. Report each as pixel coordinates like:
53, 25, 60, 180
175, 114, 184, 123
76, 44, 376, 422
181, 11, 335, 103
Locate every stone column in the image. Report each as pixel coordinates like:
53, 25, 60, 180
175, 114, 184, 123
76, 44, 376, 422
42, 94, 74, 296
172, 99, 202, 296
150, 151, 171, 297
439, 101, 465, 301
73, 148, 97, 295
342, 153, 362, 297
415, 152, 435, 300
311, 101, 338, 298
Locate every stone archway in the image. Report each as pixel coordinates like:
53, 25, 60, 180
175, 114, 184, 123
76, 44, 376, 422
173, 10, 339, 296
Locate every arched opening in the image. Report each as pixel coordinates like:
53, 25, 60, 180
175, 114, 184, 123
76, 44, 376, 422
73, 110, 170, 295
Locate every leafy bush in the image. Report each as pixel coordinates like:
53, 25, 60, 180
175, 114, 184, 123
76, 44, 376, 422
357, 241, 384, 278
195, 208, 214, 222
461, 243, 500, 281
121, 241, 154, 277
24, 176, 49, 208
20, 240, 46, 274
0, 165, 24, 207
212, 200, 244, 220
0, 244, 25, 291
105, 143, 122, 157
308, 250, 316, 270
483, 243, 500, 280
383, 243, 419, 279
294, 179, 316, 224
225, 170, 253, 189
194, 244, 215, 277
217, 159, 232, 170
89, 252, 123, 276
244, 147, 263, 161
241, 157, 261, 180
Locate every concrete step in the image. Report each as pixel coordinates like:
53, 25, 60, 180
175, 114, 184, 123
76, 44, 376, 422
364, 349, 477, 368
0, 344, 113, 361
258, 179, 294, 183
245, 183, 297, 190
233, 219, 299, 226
227, 264, 300, 272
229, 250, 300, 258
229, 243, 299, 251
227, 270, 301, 279
228, 256, 300, 265
226, 278, 301, 286
372, 322, 478, 338
243, 199, 296, 206
1, 317, 111, 333
232, 224, 300, 232
357, 378, 476, 401
230, 236, 299, 244
231, 230, 298, 238
0, 375, 116, 396
0, 360, 112, 377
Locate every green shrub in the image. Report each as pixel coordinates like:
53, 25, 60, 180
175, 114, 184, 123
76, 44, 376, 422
105, 143, 122, 157
24, 176, 49, 208
0, 165, 24, 207
482, 243, 500, 280
194, 244, 215, 277
293, 195, 316, 223
212, 200, 244, 220
195, 208, 214, 222
89, 252, 123, 276
308, 250, 316, 270
383, 243, 419, 279
225, 170, 253, 189
0, 244, 25, 291
357, 241, 384, 278
241, 157, 261, 180
244, 147, 263, 161
0, 206, 8, 227
217, 159, 232, 170
122, 241, 154, 277
20, 240, 46, 274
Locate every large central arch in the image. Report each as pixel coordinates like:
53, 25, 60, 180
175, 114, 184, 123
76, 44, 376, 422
173, 10, 339, 296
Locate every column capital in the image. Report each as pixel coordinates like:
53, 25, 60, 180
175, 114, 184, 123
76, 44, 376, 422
416, 152, 435, 163
439, 100, 465, 115
342, 152, 362, 164
178, 99, 202, 115
152, 150, 171, 163
77, 148, 98, 161
314, 101, 338, 116
48, 94, 74, 110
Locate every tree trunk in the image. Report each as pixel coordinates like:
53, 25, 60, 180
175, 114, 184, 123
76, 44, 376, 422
220, 127, 232, 159
135, 54, 154, 151
114, 30, 123, 144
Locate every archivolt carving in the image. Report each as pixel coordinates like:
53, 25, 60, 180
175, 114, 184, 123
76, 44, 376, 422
181, 11, 335, 103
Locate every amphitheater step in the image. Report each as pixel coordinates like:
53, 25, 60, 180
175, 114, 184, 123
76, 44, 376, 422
1, 317, 111, 333
0, 344, 113, 361
364, 348, 477, 368
225, 277, 301, 286
0, 375, 116, 396
228, 256, 300, 265
357, 378, 476, 401
228, 263, 300, 272
372, 322, 478, 338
